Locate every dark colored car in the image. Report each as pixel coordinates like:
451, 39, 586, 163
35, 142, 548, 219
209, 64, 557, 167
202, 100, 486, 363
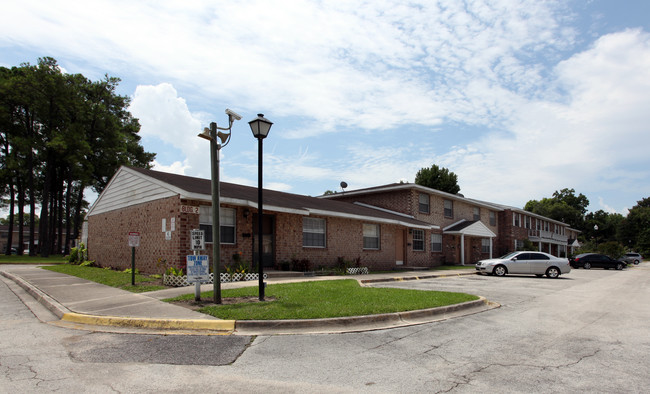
621, 252, 643, 265
570, 253, 626, 270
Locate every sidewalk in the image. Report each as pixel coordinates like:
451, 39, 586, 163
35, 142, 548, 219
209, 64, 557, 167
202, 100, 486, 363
0, 265, 492, 335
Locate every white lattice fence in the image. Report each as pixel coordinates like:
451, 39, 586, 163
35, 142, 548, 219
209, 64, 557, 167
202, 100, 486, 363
163, 272, 269, 287
346, 267, 369, 275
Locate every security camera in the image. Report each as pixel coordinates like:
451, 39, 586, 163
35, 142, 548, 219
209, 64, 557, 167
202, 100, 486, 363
225, 108, 242, 121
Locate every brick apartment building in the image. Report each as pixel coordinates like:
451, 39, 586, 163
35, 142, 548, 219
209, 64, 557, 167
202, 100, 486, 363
324, 185, 580, 261
86, 166, 578, 274
86, 166, 440, 273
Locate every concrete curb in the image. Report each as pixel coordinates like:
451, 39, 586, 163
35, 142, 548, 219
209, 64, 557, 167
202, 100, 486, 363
3, 268, 492, 335
235, 297, 496, 335
1, 270, 235, 333
1, 270, 69, 318
359, 270, 477, 284
61, 312, 235, 331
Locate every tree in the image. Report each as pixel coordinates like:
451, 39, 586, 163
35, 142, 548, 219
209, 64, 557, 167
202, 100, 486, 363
0, 57, 155, 256
618, 197, 650, 254
524, 188, 589, 230
415, 164, 460, 194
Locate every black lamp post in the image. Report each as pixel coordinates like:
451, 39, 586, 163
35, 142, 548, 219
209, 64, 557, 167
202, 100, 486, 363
594, 224, 599, 250
249, 113, 273, 301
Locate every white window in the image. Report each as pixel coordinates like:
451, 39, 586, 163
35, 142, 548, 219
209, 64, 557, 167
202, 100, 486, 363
303, 217, 326, 247
481, 238, 490, 253
412, 229, 425, 251
444, 200, 453, 218
513, 213, 521, 227
418, 193, 430, 213
524, 216, 531, 229
199, 206, 236, 244
473, 207, 480, 221
363, 224, 380, 250
489, 211, 496, 226
515, 239, 524, 250
430, 233, 442, 252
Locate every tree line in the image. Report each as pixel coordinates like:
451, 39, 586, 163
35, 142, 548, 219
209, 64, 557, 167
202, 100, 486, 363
526, 191, 650, 256
1, 57, 155, 256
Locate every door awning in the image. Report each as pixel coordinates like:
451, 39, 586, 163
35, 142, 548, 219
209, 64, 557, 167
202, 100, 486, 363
443, 220, 496, 238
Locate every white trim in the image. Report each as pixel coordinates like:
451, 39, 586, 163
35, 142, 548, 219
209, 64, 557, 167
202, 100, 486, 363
443, 220, 497, 238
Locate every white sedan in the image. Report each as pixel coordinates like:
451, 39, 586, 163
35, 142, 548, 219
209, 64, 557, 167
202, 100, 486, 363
476, 251, 571, 278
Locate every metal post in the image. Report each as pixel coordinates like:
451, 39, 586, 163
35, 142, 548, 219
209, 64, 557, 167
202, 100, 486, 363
258, 137, 265, 301
210, 122, 222, 304
131, 246, 135, 286
194, 250, 201, 301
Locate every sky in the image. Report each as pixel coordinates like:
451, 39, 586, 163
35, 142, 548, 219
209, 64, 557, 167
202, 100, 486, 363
2, 0, 650, 216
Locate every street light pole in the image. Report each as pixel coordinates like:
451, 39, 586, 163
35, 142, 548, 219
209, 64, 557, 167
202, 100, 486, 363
198, 109, 242, 304
209, 122, 222, 304
249, 114, 273, 302
257, 136, 264, 300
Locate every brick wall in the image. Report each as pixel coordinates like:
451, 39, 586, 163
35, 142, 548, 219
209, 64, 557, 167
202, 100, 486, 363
332, 189, 414, 215
88, 196, 184, 273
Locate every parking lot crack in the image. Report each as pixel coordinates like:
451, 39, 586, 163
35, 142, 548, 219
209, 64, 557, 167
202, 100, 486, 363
435, 349, 601, 393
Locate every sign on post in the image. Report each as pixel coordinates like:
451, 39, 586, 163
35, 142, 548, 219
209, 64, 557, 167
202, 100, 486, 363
186, 255, 210, 283
191, 229, 205, 251
128, 232, 140, 247
128, 232, 140, 286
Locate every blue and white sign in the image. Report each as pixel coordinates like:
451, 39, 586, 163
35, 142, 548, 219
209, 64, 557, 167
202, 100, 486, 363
186, 255, 210, 283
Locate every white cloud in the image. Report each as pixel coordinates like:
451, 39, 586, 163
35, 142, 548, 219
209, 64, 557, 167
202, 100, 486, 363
449, 29, 650, 207
128, 83, 208, 177
151, 160, 190, 176
1, 0, 573, 132
3, 0, 649, 214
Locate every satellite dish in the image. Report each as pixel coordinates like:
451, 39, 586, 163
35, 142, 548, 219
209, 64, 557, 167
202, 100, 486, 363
340, 181, 348, 190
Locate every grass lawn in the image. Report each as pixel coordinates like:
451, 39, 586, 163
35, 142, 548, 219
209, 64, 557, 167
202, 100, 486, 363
41, 265, 167, 293
0, 254, 67, 264
165, 279, 479, 320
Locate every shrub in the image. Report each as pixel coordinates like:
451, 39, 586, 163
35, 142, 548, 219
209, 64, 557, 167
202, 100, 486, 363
165, 266, 184, 276
293, 258, 312, 272
68, 243, 88, 264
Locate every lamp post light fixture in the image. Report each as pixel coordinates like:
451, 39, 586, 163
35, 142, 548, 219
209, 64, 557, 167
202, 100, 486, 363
249, 113, 273, 301
197, 108, 242, 304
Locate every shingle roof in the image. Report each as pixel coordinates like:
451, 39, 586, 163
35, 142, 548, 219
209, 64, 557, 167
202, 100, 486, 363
322, 182, 503, 211
127, 167, 436, 229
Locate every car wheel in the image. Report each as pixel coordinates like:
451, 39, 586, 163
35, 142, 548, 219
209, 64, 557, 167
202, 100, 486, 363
616, 263, 624, 270
583, 262, 591, 269
634, 260, 640, 265
493, 265, 507, 277
546, 267, 560, 278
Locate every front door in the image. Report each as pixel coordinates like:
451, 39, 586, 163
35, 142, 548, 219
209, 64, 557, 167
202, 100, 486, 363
252, 214, 275, 268
395, 229, 405, 266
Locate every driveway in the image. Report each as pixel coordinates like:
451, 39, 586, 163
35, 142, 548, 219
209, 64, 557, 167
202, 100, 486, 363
2, 264, 649, 393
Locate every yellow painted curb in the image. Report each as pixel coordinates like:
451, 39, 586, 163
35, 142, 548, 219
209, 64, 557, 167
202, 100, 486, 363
61, 312, 235, 331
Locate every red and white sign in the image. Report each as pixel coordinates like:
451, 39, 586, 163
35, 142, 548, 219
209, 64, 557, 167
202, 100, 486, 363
128, 232, 141, 247
180, 205, 200, 214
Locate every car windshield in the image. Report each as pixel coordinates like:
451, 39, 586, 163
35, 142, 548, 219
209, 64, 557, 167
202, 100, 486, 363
500, 252, 519, 259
